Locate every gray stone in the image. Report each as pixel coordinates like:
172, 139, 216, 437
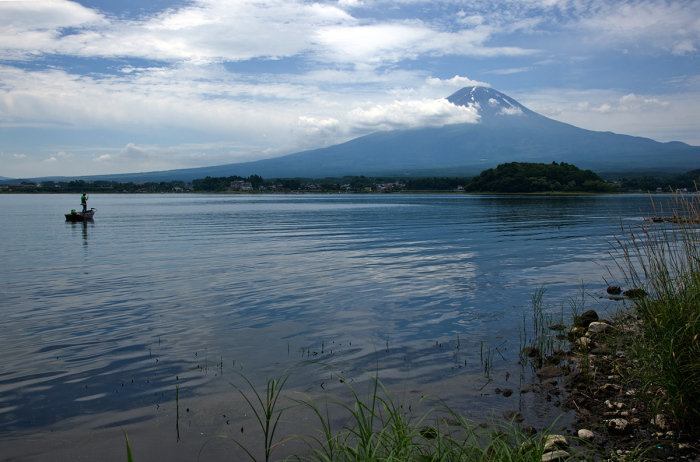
542, 450, 571, 461
588, 322, 615, 334
543, 434, 569, 452
578, 429, 594, 441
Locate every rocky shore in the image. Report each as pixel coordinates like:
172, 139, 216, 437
519, 293, 700, 461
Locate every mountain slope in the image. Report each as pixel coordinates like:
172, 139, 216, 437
201, 87, 697, 179
6, 87, 699, 183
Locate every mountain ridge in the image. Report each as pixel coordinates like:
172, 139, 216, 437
3, 87, 698, 183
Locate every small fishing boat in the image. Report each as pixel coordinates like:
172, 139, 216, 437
65, 208, 97, 222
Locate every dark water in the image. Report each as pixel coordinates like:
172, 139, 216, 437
0, 193, 656, 460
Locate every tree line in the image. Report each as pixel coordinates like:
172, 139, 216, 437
4, 164, 699, 194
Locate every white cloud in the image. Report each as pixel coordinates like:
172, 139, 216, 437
519, 87, 699, 144
426, 75, 490, 88
498, 106, 523, 116
485, 67, 534, 75
13, 153, 26, 159
572, 1, 700, 55
0, 0, 106, 60
338, 0, 363, 7
346, 98, 479, 132
294, 98, 480, 143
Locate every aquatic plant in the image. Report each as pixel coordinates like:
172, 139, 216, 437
608, 190, 700, 434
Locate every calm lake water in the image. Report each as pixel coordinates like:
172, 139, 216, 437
0, 193, 657, 460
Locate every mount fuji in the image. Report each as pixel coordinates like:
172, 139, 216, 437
143, 86, 698, 181
11, 87, 700, 182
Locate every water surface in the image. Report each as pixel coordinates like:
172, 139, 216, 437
0, 193, 656, 460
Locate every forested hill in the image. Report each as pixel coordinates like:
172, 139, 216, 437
465, 162, 613, 193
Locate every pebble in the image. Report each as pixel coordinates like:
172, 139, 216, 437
577, 429, 594, 441
541, 450, 571, 461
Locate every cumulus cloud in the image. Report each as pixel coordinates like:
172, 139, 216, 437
573, 0, 700, 55
94, 144, 154, 164
583, 93, 672, 114
297, 116, 341, 138
42, 151, 74, 163
519, 87, 698, 143
348, 98, 479, 130
0, 0, 106, 60
498, 106, 524, 116
13, 153, 26, 159
347, 99, 478, 134
426, 75, 490, 88
294, 98, 479, 142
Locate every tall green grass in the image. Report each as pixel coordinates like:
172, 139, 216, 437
209, 364, 575, 461
292, 369, 569, 461
609, 191, 700, 433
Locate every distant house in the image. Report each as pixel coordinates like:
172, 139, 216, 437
0, 184, 31, 190
230, 180, 253, 191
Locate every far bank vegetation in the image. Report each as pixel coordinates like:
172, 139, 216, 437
465, 162, 613, 193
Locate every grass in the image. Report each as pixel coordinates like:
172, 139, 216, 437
122, 428, 135, 462
234, 366, 577, 462
608, 190, 700, 435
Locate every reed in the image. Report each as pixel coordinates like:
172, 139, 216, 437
225, 365, 300, 462
122, 428, 135, 462
290, 369, 568, 462
608, 190, 700, 434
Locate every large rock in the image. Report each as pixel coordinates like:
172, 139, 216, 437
575, 309, 599, 328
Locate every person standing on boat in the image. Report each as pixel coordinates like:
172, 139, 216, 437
81, 193, 88, 213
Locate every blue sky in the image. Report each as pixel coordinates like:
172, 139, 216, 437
1, 0, 699, 178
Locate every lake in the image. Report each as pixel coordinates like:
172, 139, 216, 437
0, 193, 657, 460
